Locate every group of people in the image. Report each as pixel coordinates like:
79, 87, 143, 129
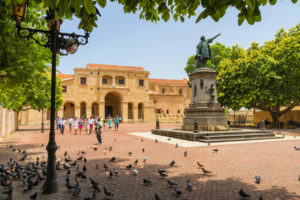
55, 115, 121, 144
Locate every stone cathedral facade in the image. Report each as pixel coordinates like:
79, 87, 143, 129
19, 63, 191, 125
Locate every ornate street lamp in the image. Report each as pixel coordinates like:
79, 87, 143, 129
12, 2, 90, 194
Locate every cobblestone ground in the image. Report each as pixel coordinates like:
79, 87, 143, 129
0, 124, 300, 200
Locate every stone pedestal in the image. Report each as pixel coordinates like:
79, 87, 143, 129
183, 67, 228, 131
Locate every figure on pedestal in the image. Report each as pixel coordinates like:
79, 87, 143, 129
195, 33, 221, 68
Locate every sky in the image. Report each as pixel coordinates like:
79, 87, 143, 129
58, 1, 300, 80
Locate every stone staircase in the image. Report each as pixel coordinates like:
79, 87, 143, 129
197, 129, 282, 143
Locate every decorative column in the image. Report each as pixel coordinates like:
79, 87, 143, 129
75, 105, 80, 118
86, 104, 92, 118
99, 102, 105, 118
121, 102, 128, 123
133, 104, 138, 122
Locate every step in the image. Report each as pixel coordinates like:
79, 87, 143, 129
200, 133, 275, 139
198, 136, 282, 143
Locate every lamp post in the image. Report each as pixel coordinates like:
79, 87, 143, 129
12, 2, 90, 194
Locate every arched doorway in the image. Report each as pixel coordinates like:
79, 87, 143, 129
138, 103, 144, 120
80, 102, 86, 119
63, 102, 75, 119
105, 92, 121, 118
92, 103, 99, 117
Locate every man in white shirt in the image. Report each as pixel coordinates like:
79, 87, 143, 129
68, 117, 73, 132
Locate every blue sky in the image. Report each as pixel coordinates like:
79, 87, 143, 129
59, 1, 300, 80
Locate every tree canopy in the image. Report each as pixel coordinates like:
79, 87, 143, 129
6, 0, 299, 32
217, 23, 300, 127
0, 1, 63, 112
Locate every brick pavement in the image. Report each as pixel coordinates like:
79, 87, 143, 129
0, 124, 300, 200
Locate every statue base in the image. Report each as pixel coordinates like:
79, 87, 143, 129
183, 67, 228, 131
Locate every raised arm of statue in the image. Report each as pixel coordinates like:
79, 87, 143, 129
207, 33, 221, 43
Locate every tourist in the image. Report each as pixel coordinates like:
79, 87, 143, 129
56, 116, 62, 131
68, 117, 73, 132
73, 117, 79, 135
114, 115, 120, 131
107, 116, 113, 131
60, 118, 66, 135
94, 117, 99, 135
85, 118, 90, 135
89, 116, 94, 134
96, 118, 103, 144
78, 118, 84, 134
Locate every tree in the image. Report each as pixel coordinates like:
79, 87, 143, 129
0, 1, 63, 113
217, 24, 300, 128
6, 0, 299, 32
184, 42, 231, 75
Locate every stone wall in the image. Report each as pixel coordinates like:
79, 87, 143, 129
155, 113, 185, 123
0, 107, 17, 138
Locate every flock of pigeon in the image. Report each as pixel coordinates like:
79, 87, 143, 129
2, 135, 297, 199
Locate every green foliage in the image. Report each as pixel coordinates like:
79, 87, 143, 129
0, 1, 63, 112
6, 0, 299, 33
184, 55, 197, 76
217, 24, 300, 127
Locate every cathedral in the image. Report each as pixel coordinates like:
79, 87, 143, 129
19, 63, 191, 125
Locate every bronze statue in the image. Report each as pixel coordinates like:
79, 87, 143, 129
195, 33, 221, 68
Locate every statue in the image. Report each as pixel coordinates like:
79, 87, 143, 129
195, 33, 221, 68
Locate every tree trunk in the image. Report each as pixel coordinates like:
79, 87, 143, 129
269, 108, 280, 128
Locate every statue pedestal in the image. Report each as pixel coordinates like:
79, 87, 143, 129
182, 67, 229, 131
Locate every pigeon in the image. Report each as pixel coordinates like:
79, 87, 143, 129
104, 164, 109, 170
239, 188, 251, 198
63, 163, 70, 170
134, 159, 138, 165
72, 184, 81, 198
77, 151, 81, 155
96, 162, 100, 169
89, 178, 99, 185
213, 148, 219, 153
113, 169, 119, 177
170, 160, 175, 167
92, 182, 101, 192
77, 156, 83, 161
167, 179, 178, 187
41, 144, 44, 147
175, 143, 178, 148
184, 150, 188, 157
83, 164, 87, 173
65, 156, 71, 162
109, 170, 113, 177
20, 154, 27, 161
174, 188, 182, 197
158, 170, 168, 177
81, 151, 86, 155
108, 146, 112, 151
71, 161, 77, 166
133, 169, 138, 176
294, 146, 300, 151
128, 152, 132, 156
155, 138, 158, 143
143, 157, 147, 162
30, 192, 38, 200
197, 161, 204, 168
143, 178, 152, 185
202, 168, 212, 174
167, 138, 171, 141
154, 193, 161, 200
84, 157, 87, 163
110, 157, 116, 162
103, 186, 114, 196
84, 192, 96, 200
91, 146, 97, 151
66, 181, 76, 190
64, 151, 68, 157
126, 164, 133, 170
186, 179, 192, 191
142, 148, 145, 153
255, 176, 261, 184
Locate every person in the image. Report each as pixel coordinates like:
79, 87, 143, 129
56, 116, 60, 130
107, 116, 113, 131
94, 117, 99, 135
78, 118, 83, 135
68, 117, 73, 132
73, 117, 79, 135
195, 33, 221, 68
114, 115, 120, 131
89, 116, 94, 134
102, 117, 106, 131
96, 118, 103, 144
60, 119, 66, 135
85, 118, 90, 135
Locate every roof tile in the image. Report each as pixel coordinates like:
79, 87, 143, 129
86, 63, 145, 71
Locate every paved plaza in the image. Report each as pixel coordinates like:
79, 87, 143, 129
1, 123, 300, 200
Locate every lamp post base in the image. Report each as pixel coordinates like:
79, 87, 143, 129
42, 179, 58, 194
